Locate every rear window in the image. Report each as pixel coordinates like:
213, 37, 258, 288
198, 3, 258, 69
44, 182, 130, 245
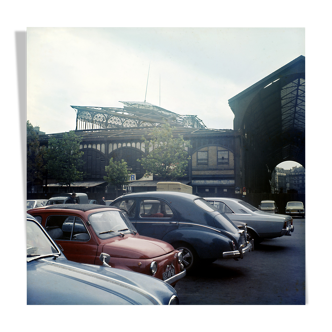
194, 199, 216, 212
261, 202, 275, 208
238, 200, 259, 212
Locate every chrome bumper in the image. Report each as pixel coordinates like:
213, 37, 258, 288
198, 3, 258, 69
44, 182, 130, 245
164, 269, 186, 285
281, 224, 294, 236
222, 240, 254, 259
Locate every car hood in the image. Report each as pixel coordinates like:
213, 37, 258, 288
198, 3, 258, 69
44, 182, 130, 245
102, 234, 175, 259
27, 257, 176, 305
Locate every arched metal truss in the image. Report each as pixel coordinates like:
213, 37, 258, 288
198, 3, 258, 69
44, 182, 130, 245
229, 56, 305, 193
72, 101, 206, 130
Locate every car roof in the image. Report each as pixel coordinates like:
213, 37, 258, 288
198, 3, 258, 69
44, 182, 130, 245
261, 200, 275, 203
205, 197, 242, 202
43, 204, 118, 212
115, 191, 199, 200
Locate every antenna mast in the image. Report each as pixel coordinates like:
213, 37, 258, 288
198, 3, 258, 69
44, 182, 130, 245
144, 63, 150, 102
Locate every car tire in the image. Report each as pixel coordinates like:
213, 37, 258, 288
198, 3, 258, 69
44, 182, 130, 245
173, 242, 198, 272
247, 229, 261, 245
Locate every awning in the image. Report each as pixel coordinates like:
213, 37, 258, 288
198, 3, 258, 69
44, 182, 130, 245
44, 181, 106, 188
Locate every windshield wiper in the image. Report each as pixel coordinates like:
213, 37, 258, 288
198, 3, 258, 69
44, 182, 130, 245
99, 230, 115, 235
118, 228, 128, 232
27, 253, 60, 262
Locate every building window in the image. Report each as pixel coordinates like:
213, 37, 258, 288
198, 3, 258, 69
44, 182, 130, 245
218, 150, 229, 164
197, 151, 208, 165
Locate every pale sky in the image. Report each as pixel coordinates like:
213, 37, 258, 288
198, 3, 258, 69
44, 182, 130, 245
27, 28, 305, 135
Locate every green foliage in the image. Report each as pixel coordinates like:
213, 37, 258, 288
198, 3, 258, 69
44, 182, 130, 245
103, 158, 130, 188
27, 121, 46, 182
45, 131, 84, 187
138, 123, 191, 180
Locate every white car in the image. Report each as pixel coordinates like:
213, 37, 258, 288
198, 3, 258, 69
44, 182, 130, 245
285, 201, 305, 217
258, 200, 278, 213
27, 199, 47, 210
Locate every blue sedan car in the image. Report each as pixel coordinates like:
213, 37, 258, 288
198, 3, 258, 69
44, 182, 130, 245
27, 214, 179, 305
111, 192, 253, 270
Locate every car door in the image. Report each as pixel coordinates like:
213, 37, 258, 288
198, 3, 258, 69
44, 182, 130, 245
134, 199, 178, 240
45, 214, 98, 264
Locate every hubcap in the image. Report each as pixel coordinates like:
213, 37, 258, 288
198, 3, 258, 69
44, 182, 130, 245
178, 247, 194, 270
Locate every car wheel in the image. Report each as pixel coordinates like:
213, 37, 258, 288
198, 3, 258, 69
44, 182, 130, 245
247, 229, 261, 245
173, 242, 198, 271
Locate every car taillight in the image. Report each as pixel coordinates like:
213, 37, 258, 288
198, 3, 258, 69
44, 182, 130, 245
283, 221, 287, 229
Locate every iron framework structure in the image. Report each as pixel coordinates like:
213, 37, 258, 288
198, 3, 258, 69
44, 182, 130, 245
72, 101, 206, 130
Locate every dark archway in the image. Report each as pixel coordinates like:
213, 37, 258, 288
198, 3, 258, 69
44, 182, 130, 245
81, 148, 107, 180
229, 56, 305, 193
109, 147, 145, 180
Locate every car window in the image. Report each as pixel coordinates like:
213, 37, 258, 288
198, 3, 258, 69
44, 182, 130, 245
209, 201, 233, 214
194, 199, 216, 212
113, 199, 136, 218
45, 215, 89, 241
27, 219, 59, 261
89, 210, 137, 239
237, 200, 259, 212
261, 202, 275, 208
139, 200, 173, 218
27, 201, 35, 209
33, 215, 43, 223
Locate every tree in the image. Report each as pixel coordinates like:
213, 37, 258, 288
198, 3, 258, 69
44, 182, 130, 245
45, 131, 84, 189
27, 121, 46, 186
138, 123, 191, 180
104, 158, 130, 197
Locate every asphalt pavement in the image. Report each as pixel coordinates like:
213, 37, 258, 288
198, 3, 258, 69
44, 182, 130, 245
175, 218, 305, 305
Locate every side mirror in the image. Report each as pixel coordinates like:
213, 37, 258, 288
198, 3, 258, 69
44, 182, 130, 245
99, 253, 111, 267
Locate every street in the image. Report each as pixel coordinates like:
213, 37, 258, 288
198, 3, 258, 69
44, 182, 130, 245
175, 218, 305, 305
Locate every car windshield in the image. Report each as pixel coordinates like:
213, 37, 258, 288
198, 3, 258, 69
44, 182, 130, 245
288, 202, 303, 207
261, 202, 275, 208
89, 210, 137, 239
27, 201, 35, 209
238, 200, 259, 212
27, 219, 60, 262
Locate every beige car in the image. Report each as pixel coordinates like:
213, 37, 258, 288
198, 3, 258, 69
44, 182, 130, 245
285, 201, 305, 217
259, 200, 278, 213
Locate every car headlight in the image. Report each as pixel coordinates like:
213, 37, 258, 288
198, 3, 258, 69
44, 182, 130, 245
150, 261, 158, 275
168, 295, 179, 305
177, 251, 183, 263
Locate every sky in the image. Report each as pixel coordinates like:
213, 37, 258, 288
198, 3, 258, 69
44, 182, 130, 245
27, 27, 305, 135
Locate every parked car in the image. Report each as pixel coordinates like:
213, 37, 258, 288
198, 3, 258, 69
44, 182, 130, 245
28, 204, 186, 286
111, 192, 253, 271
258, 200, 278, 213
27, 214, 179, 305
285, 201, 305, 217
46, 193, 89, 205
89, 199, 98, 204
27, 199, 47, 210
205, 197, 294, 244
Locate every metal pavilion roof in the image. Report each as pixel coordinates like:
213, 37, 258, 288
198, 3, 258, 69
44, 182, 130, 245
71, 101, 206, 130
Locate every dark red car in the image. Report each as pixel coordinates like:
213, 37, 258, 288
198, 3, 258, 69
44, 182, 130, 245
28, 204, 186, 286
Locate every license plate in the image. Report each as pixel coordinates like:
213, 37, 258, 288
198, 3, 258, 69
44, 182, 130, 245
163, 267, 175, 280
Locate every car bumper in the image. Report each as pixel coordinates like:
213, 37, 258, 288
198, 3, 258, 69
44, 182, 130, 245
164, 269, 186, 285
281, 225, 294, 236
222, 240, 254, 259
